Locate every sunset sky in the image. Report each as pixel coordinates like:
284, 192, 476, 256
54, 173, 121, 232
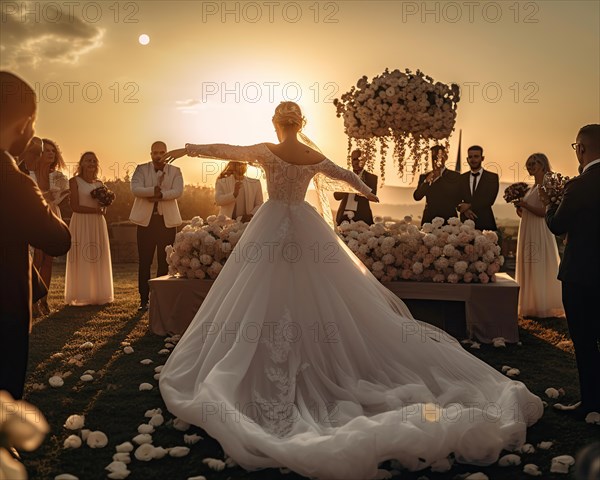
1, 0, 598, 189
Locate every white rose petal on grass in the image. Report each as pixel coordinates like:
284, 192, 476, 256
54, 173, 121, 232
492, 337, 506, 348
80, 342, 94, 349
149, 414, 164, 427
123, 346, 134, 354
187, 476, 207, 480
164, 343, 175, 349
154, 373, 160, 381
158, 349, 170, 355
203, 457, 226, 471
137, 424, 155, 434
144, 408, 162, 418
139, 383, 153, 391
585, 411, 600, 424
501, 365, 512, 373
550, 455, 575, 474
545, 388, 560, 399
152, 446, 169, 459
49, 376, 64, 387
470, 342, 481, 349
63, 435, 82, 449
465, 474, 489, 480
107, 471, 131, 480
523, 464, 542, 476
183, 434, 203, 445
115, 441, 134, 453
173, 418, 191, 431
498, 454, 521, 467
154, 366, 164, 373
506, 368, 520, 378
169, 446, 190, 458
519, 443, 535, 454
537, 441, 553, 450
132, 434, 153, 445
64, 414, 85, 430
62, 371, 72, 379
112, 452, 131, 464
140, 359, 153, 365
80, 374, 93, 382
80, 429, 91, 441
86, 431, 108, 448
55, 475, 79, 480
83, 370, 95, 375
224, 456, 237, 468
105, 461, 129, 473
134, 443, 155, 461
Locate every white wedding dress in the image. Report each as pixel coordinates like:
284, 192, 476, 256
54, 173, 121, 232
159, 143, 542, 479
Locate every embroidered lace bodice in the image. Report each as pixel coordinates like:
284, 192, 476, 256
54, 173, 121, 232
185, 143, 372, 204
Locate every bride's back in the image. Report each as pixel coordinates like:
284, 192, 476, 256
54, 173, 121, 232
265, 141, 326, 166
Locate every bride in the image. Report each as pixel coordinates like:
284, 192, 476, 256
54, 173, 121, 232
159, 102, 542, 479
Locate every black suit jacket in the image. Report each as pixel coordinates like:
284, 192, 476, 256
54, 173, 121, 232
546, 162, 600, 287
334, 170, 378, 225
0, 151, 71, 331
413, 169, 461, 225
459, 170, 499, 231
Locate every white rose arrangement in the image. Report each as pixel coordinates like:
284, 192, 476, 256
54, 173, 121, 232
334, 68, 460, 182
166, 215, 248, 280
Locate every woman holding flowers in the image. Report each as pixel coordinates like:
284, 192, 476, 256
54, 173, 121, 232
64, 152, 114, 305
515, 153, 564, 318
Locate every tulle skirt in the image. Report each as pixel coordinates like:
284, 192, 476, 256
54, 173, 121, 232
160, 199, 543, 479
65, 212, 114, 306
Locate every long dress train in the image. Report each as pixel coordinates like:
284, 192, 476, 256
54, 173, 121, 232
159, 143, 542, 480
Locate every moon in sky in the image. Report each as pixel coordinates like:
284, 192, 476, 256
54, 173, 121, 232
138, 34, 150, 46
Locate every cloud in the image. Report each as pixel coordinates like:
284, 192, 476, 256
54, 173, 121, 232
0, 2, 104, 69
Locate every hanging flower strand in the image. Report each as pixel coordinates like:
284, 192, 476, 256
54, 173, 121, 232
334, 68, 460, 183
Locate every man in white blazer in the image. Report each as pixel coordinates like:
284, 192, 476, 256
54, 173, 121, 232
130, 141, 183, 310
215, 161, 263, 222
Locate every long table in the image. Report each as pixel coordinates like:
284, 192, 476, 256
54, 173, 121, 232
148, 273, 519, 343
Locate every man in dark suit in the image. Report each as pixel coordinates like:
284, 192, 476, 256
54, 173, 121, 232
334, 149, 378, 225
0, 71, 71, 399
413, 145, 461, 225
457, 145, 499, 231
546, 124, 600, 420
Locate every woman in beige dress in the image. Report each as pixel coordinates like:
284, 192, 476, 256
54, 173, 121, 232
515, 153, 565, 318
64, 152, 114, 305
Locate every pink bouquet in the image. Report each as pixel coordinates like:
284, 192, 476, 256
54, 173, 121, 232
503, 182, 530, 204
540, 172, 570, 206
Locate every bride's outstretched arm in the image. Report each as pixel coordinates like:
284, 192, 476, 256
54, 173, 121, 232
162, 144, 265, 164
318, 159, 379, 203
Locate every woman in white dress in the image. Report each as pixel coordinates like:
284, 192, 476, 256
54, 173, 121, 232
159, 102, 543, 479
515, 153, 565, 318
64, 152, 114, 306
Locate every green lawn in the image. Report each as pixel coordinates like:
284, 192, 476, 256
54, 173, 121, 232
20, 263, 597, 480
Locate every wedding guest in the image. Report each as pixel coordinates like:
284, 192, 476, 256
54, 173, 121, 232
215, 161, 263, 222
31, 138, 69, 315
334, 149, 378, 225
65, 152, 114, 306
546, 124, 600, 420
457, 145, 499, 231
413, 145, 461, 225
514, 153, 564, 318
0, 71, 71, 399
17, 136, 43, 173
130, 141, 183, 311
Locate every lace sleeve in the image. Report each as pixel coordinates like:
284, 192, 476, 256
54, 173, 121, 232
315, 159, 372, 196
312, 159, 372, 229
185, 143, 267, 168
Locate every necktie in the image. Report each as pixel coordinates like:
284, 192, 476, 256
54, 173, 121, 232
471, 172, 480, 193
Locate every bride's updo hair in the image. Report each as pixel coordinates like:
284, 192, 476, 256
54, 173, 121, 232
272, 101, 306, 131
